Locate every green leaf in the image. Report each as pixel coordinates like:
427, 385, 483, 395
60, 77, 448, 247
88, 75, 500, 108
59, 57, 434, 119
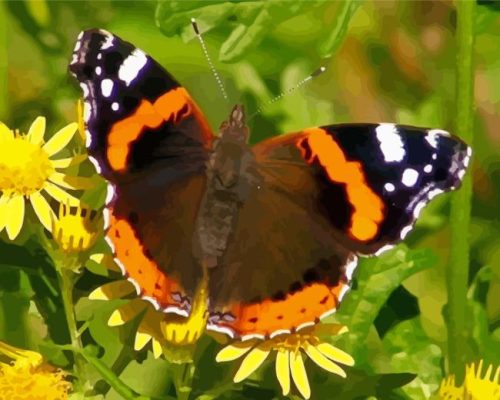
318, 0, 361, 57
333, 246, 437, 360
383, 318, 442, 399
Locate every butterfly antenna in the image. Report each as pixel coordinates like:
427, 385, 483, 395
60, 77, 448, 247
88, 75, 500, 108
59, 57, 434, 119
191, 18, 228, 101
248, 66, 327, 120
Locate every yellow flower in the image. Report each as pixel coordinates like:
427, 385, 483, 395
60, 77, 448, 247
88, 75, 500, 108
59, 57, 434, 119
216, 323, 354, 399
89, 258, 209, 363
0, 340, 71, 400
0, 117, 88, 239
439, 360, 500, 400
52, 202, 102, 253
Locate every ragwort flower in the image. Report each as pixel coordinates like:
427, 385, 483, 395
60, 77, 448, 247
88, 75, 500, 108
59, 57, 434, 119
0, 117, 88, 239
52, 202, 102, 254
89, 260, 209, 363
0, 340, 71, 400
216, 323, 354, 399
439, 360, 500, 400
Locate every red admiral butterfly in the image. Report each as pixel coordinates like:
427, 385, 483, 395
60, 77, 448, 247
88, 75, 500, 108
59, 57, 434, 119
69, 29, 471, 340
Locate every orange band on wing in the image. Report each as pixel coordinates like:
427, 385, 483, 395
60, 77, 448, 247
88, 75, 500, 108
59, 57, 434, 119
298, 128, 385, 242
108, 213, 181, 307
216, 282, 346, 337
107, 87, 212, 171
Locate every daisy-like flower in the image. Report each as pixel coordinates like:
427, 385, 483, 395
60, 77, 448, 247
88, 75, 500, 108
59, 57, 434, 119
0, 117, 88, 240
439, 360, 500, 399
52, 202, 102, 254
0, 340, 71, 400
89, 262, 209, 363
216, 323, 354, 399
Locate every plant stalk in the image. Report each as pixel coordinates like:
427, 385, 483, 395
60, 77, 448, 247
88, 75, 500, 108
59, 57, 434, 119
56, 263, 87, 390
446, 0, 475, 382
0, 0, 8, 120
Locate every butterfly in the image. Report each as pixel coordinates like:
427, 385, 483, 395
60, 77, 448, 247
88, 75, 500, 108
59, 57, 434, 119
69, 29, 471, 340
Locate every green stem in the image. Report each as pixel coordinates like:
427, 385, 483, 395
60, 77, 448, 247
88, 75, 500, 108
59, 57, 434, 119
78, 348, 154, 400
0, 0, 8, 120
56, 263, 87, 389
447, 0, 475, 382
171, 363, 194, 400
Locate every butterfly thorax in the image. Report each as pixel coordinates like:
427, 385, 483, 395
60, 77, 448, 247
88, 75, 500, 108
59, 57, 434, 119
193, 105, 257, 269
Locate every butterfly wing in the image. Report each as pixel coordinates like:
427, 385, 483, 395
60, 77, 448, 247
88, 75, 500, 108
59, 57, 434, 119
208, 123, 471, 338
70, 29, 214, 311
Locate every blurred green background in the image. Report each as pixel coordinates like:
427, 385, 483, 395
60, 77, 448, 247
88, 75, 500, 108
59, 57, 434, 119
0, 1, 499, 399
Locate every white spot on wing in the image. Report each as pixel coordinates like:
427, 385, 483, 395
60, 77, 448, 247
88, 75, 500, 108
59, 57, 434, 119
413, 200, 427, 219
424, 164, 433, 173
100, 33, 114, 50
105, 184, 116, 205
375, 244, 394, 256
337, 285, 350, 302
88, 155, 102, 174
319, 307, 337, 320
79, 83, 89, 98
384, 183, 395, 192
344, 255, 358, 281
83, 101, 91, 123
141, 296, 161, 310
376, 123, 405, 162
269, 329, 291, 339
206, 323, 235, 338
400, 225, 413, 239
402, 168, 419, 187
163, 306, 189, 318
101, 79, 113, 97
111, 102, 119, 111
296, 321, 315, 332
127, 277, 141, 295
426, 129, 449, 149
95, 66, 102, 76
102, 208, 110, 230
428, 188, 443, 200
118, 49, 148, 86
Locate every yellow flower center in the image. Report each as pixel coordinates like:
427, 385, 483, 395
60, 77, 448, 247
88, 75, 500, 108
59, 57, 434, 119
52, 203, 101, 253
0, 341, 71, 400
0, 133, 53, 196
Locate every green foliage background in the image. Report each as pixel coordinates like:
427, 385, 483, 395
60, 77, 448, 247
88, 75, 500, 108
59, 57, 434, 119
0, 1, 499, 399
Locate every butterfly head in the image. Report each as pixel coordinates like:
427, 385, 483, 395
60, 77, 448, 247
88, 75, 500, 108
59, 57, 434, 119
219, 104, 249, 143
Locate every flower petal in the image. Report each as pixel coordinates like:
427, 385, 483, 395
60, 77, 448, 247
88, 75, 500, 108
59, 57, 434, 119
5, 196, 25, 240
29, 192, 54, 232
152, 338, 163, 359
275, 350, 291, 396
233, 345, 271, 383
51, 154, 87, 169
0, 122, 13, 141
304, 341, 346, 377
43, 182, 79, 205
315, 342, 355, 366
216, 341, 256, 363
89, 253, 122, 272
89, 280, 135, 300
27, 116, 46, 145
290, 351, 311, 399
134, 331, 152, 351
0, 195, 9, 231
108, 299, 146, 327
42, 122, 78, 156
48, 172, 94, 190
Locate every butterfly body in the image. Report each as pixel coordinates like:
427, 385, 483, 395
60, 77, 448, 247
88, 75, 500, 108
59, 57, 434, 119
70, 29, 471, 339
194, 104, 257, 269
